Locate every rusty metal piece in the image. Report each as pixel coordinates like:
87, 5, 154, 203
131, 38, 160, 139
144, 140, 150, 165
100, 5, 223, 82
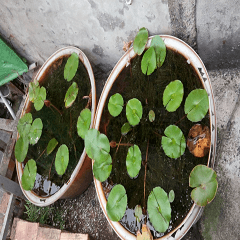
187, 124, 211, 157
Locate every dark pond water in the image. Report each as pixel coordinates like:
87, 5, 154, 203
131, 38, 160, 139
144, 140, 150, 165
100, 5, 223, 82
25, 56, 91, 197
100, 49, 210, 238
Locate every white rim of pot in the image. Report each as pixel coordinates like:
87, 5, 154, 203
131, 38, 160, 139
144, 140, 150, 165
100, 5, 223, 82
93, 35, 217, 240
16, 47, 96, 206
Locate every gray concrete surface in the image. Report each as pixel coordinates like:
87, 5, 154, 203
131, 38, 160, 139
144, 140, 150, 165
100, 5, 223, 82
197, 0, 240, 70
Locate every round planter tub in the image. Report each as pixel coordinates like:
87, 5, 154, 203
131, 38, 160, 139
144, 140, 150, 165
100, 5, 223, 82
93, 36, 217, 240
16, 47, 96, 207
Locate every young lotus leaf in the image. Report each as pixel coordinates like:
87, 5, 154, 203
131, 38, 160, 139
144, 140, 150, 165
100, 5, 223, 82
64, 52, 79, 81
29, 81, 39, 102
84, 129, 110, 162
126, 145, 142, 178
47, 138, 58, 155
106, 184, 127, 222
77, 108, 92, 139
121, 122, 131, 136
163, 80, 184, 112
93, 153, 112, 182
55, 144, 69, 176
184, 89, 209, 122
150, 35, 166, 67
134, 205, 143, 222
21, 159, 37, 191
147, 187, 171, 233
126, 98, 143, 126
17, 113, 33, 137
108, 93, 124, 117
168, 190, 175, 203
28, 118, 43, 145
189, 165, 218, 206
64, 82, 79, 108
133, 27, 149, 55
149, 110, 155, 122
141, 47, 156, 75
161, 125, 186, 159
15, 137, 29, 163
35, 86, 46, 111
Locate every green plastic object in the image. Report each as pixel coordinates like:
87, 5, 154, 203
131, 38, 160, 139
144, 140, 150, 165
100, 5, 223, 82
0, 38, 28, 86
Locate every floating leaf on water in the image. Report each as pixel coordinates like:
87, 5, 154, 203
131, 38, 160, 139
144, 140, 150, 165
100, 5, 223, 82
147, 187, 171, 233
77, 108, 92, 139
161, 125, 186, 159
28, 118, 43, 145
84, 129, 110, 162
137, 224, 153, 240
34, 86, 46, 111
187, 124, 211, 157
108, 93, 124, 117
47, 138, 58, 155
55, 144, 69, 176
126, 145, 142, 178
17, 113, 33, 137
126, 98, 143, 126
29, 81, 39, 102
21, 159, 37, 191
148, 110, 155, 122
64, 82, 79, 108
189, 165, 218, 206
93, 153, 112, 182
121, 122, 132, 135
15, 137, 29, 163
184, 89, 209, 122
141, 47, 156, 75
134, 205, 143, 222
163, 80, 184, 112
150, 35, 166, 68
168, 190, 175, 203
133, 27, 149, 55
106, 184, 127, 222
64, 52, 79, 81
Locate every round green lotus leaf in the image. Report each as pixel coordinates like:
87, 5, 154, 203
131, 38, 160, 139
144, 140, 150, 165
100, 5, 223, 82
84, 129, 110, 162
21, 159, 37, 191
161, 125, 186, 159
163, 80, 184, 112
64, 52, 79, 81
29, 118, 43, 145
108, 93, 124, 117
189, 165, 218, 206
147, 187, 171, 233
168, 190, 175, 203
77, 108, 92, 139
15, 137, 29, 163
184, 89, 209, 122
55, 144, 69, 176
141, 46, 156, 75
106, 184, 127, 222
47, 138, 58, 155
93, 153, 112, 182
34, 86, 46, 111
29, 81, 39, 102
126, 145, 142, 178
134, 205, 142, 222
64, 82, 79, 108
149, 110, 155, 122
133, 27, 149, 55
121, 122, 131, 136
150, 35, 166, 67
126, 98, 143, 126
17, 113, 33, 137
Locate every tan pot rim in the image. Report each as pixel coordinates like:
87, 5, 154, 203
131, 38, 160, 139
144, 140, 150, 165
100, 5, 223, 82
16, 46, 96, 207
93, 35, 217, 240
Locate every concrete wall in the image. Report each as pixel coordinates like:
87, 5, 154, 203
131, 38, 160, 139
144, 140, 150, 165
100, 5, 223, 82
0, 0, 171, 75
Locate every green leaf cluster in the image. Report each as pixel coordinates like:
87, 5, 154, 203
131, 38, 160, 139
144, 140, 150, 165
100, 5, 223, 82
29, 81, 46, 111
21, 159, 37, 191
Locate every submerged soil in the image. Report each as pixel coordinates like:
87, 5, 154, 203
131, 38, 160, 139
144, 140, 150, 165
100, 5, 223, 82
100, 49, 210, 238
26, 56, 91, 197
